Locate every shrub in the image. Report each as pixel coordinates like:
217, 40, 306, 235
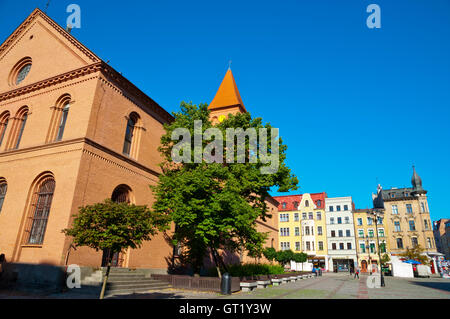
206, 263, 285, 277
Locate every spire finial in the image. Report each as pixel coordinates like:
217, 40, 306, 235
228, 60, 232, 70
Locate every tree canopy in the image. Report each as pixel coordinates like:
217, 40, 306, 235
151, 102, 298, 273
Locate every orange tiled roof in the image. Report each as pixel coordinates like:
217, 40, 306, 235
209, 69, 246, 111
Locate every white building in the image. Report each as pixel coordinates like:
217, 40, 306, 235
325, 197, 357, 272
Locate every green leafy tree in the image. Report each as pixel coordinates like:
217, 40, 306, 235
292, 252, 308, 264
62, 199, 169, 299
262, 247, 277, 264
400, 245, 429, 265
152, 102, 298, 276
275, 249, 295, 267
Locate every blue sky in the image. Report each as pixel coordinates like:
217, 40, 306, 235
1, 1, 449, 220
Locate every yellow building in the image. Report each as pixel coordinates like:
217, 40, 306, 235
353, 209, 390, 273
274, 192, 329, 270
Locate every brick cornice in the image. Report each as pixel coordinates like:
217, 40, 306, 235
0, 63, 102, 102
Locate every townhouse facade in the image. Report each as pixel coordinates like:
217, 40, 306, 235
274, 193, 329, 269
372, 166, 440, 273
433, 219, 450, 260
353, 208, 390, 273
325, 197, 357, 272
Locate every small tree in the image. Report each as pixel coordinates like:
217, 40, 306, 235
275, 249, 295, 267
292, 252, 308, 264
400, 245, 429, 265
62, 199, 170, 299
262, 247, 277, 264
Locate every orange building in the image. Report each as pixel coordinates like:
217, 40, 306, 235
0, 9, 279, 275
0, 8, 173, 272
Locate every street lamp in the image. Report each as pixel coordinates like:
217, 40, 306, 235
371, 209, 386, 287
365, 235, 372, 276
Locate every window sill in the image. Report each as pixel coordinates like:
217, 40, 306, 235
21, 244, 43, 248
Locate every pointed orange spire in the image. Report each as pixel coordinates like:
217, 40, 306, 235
209, 69, 246, 112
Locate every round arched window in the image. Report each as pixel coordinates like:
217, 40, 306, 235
16, 64, 32, 84
9, 57, 32, 86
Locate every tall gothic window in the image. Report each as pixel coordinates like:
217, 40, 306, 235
0, 179, 7, 213
26, 176, 55, 245
122, 113, 140, 157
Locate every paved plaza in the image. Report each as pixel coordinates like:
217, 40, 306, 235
1, 272, 449, 299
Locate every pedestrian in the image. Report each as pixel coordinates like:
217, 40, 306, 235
312, 266, 317, 277
354, 266, 360, 279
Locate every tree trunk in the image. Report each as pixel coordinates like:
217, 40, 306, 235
99, 254, 112, 300
211, 249, 222, 279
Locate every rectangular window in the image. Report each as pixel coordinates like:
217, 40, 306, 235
329, 206, 334, 212
316, 212, 322, 220
295, 227, 300, 236
305, 226, 310, 236
377, 217, 383, 225
295, 242, 301, 251
357, 218, 363, 226
336, 205, 341, 211
344, 205, 349, 211
378, 228, 385, 237
332, 243, 337, 250
406, 204, 413, 214
302, 212, 307, 220
360, 243, 366, 253
280, 227, 290, 236
338, 230, 343, 237
394, 221, 401, 232
411, 237, 418, 247
337, 217, 342, 224
306, 241, 311, 251
318, 241, 324, 251
308, 212, 313, 220
330, 217, 334, 224
370, 243, 375, 253
392, 205, 398, 215
294, 213, 299, 221
358, 229, 364, 238
347, 243, 352, 250
367, 217, 373, 225
409, 220, 416, 231
424, 219, 429, 230
346, 229, 351, 237
339, 243, 344, 250
427, 238, 432, 248
331, 230, 336, 237
281, 242, 290, 251
380, 242, 386, 253
279, 213, 289, 222
397, 238, 403, 249
368, 229, 374, 237
317, 226, 323, 236
345, 216, 350, 224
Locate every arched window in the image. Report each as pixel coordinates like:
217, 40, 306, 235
305, 200, 309, 207
0, 112, 10, 147
0, 178, 7, 213
25, 175, 55, 245
111, 184, 132, 204
12, 107, 28, 150
56, 101, 70, 141
122, 112, 141, 158
47, 94, 71, 143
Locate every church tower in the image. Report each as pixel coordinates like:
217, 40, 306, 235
208, 68, 247, 124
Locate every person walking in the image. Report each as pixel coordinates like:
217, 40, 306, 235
312, 266, 317, 277
354, 266, 360, 279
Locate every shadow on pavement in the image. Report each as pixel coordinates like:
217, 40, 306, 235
410, 281, 450, 293
106, 292, 185, 299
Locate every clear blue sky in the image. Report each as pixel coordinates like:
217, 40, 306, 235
1, 1, 449, 220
